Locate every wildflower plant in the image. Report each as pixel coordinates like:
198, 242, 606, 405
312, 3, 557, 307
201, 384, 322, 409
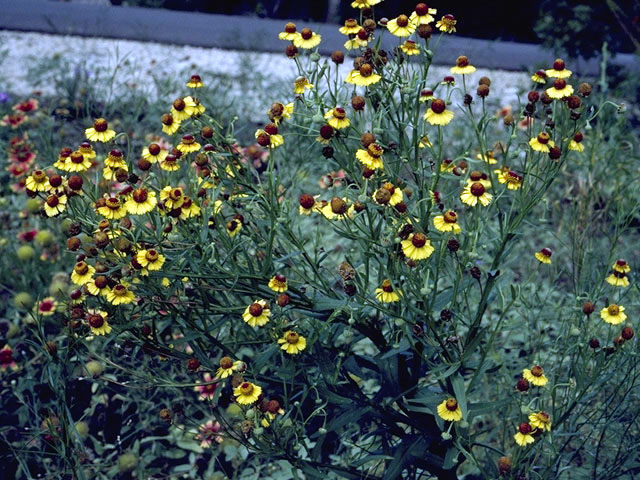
4, 1, 640, 479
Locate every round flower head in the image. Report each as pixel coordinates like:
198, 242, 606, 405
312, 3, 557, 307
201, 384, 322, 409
344, 30, 369, 50
125, 188, 157, 215
65, 150, 92, 172
160, 186, 185, 210
97, 196, 128, 220
158, 153, 179, 172
142, 143, 168, 163
436, 14, 457, 33
545, 58, 572, 79
194, 372, 217, 401
278, 22, 297, 41
466, 171, 491, 189
600, 304, 627, 325
401, 233, 435, 261
136, 249, 166, 271
606, 271, 629, 287
277, 330, 307, 354
351, 0, 381, 8
234, 381, 262, 405
356, 143, 384, 170
196, 420, 223, 448
161, 113, 180, 135
424, 99, 454, 126
339, 18, 361, 35
433, 210, 461, 234
387, 14, 416, 37
460, 182, 492, 207
216, 356, 243, 379
529, 411, 552, 432
242, 300, 271, 327
293, 28, 322, 49
495, 168, 523, 190
186, 74, 203, 88
410, 3, 437, 25
534, 247, 552, 264
546, 78, 574, 100
531, 69, 547, 83
255, 123, 284, 148
523, 365, 548, 387
71, 261, 95, 286
85, 118, 116, 143
106, 283, 136, 305
170, 97, 196, 122
53, 148, 71, 170
268, 274, 288, 293
401, 40, 420, 55
514, 422, 535, 446
437, 398, 463, 422
419, 89, 435, 103
450, 56, 476, 75
373, 182, 403, 207
180, 197, 201, 220
0, 345, 18, 371
324, 108, 350, 129
104, 149, 126, 169
86, 275, 110, 296
25, 170, 51, 192
613, 259, 631, 274
375, 279, 401, 303
568, 131, 585, 152
176, 134, 201, 154
320, 197, 354, 220
529, 132, 555, 153
78, 142, 96, 160
294, 76, 313, 95
44, 193, 67, 217
345, 63, 381, 87
37, 297, 58, 317
226, 218, 242, 237
86, 310, 112, 336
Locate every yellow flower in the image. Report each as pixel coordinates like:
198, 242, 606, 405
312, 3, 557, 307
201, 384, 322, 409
351, 0, 381, 9
387, 14, 416, 37
104, 149, 126, 169
71, 261, 95, 286
437, 398, 463, 422
436, 14, 457, 33
523, 365, 548, 387
294, 76, 313, 95
529, 411, 552, 432
179, 197, 201, 220
86, 310, 112, 336
268, 274, 288, 293
514, 423, 535, 446
433, 210, 461, 234
495, 168, 523, 190
136, 249, 166, 271
106, 283, 136, 305
44, 193, 67, 217
477, 150, 497, 164
186, 74, 203, 88
606, 272, 629, 287
401, 233, 435, 261
64, 150, 92, 172
278, 22, 298, 41
600, 304, 627, 325
78, 142, 96, 159
25, 170, 50, 192
339, 18, 361, 35
545, 58, 572, 79
226, 218, 243, 237
161, 113, 181, 135
86, 276, 109, 296
125, 188, 157, 215
344, 36, 368, 50
37, 297, 58, 317
242, 300, 271, 327
613, 259, 631, 274
320, 198, 354, 220
531, 69, 547, 83
355, 143, 384, 170
419, 89, 434, 103
142, 143, 168, 163
171, 96, 196, 122
373, 182, 403, 206
375, 280, 401, 303
460, 182, 492, 207
233, 381, 262, 405
277, 331, 307, 354
419, 135, 432, 148
216, 357, 243, 379
176, 134, 201, 154
345, 64, 381, 87
410, 3, 437, 25
401, 40, 420, 55
568, 131, 584, 152
534, 248, 552, 264
529, 132, 555, 153
255, 124, 284, 148
450, 56, 476, 75
160, 186, 185, 210
293, 28, 321, 49
546, 78, 574, 99
298, 194, 318, 215
424, 99, 454, 126
85, 118, 116, 143
97, 196, 128, 220
324, 108, 350, 129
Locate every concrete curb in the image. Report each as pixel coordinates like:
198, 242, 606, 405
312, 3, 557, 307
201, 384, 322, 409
0, 0, 638, 74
